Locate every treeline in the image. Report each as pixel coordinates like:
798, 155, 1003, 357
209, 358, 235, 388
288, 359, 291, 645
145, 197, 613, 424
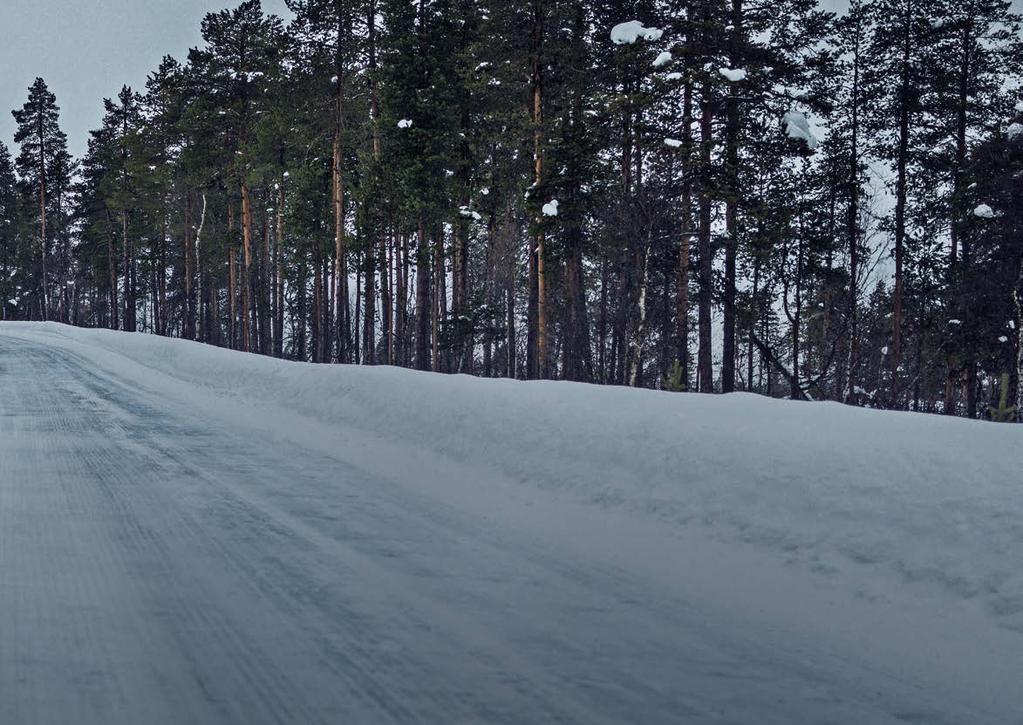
1, 0, 1021, 420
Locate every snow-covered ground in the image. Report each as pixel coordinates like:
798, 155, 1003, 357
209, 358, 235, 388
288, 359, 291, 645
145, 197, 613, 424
1, 321, 1022, 724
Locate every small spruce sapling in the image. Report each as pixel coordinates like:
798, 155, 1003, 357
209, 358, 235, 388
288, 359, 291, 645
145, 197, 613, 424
663, 359, 687, 392
988, 373, 1018, 423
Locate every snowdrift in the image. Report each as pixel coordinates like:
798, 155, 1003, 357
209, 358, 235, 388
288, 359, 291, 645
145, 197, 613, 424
5, 322, 1023, 633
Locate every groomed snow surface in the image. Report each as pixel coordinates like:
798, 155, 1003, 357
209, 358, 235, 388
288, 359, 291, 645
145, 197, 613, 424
1, 322, 1022, 724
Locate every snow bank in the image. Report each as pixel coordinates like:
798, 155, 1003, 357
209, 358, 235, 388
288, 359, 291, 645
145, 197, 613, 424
5, 323, 1023, 635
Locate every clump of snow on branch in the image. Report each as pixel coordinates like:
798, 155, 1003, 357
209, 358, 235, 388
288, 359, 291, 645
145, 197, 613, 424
610, 21, 663, 45
719, 68, 747, 82
652, 52, 673, 68
974, 204, 996, 219
664, 138, 683, 148
1006, 122, 1023, 140
397, 119, 413, 129
783, 110, 819, 150
542, 200, 559, 217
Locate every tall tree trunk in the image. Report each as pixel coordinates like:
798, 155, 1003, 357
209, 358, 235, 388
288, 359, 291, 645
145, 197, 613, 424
951, 2, 976, 417
333, 130, 349, 363
184, 192, 196, 339
697, 82, 714, 393
415, 217, 431, 370
531, 0, 548, 379
274, 183, 285, 358
845, 21, 862, 403
891, 0, 914, 406
675, 69, 696, 391
398, 230, 409, 367
106, 210, 119, 330
240, 182, 254, 352
721, 0, 744, 394
37, 112, 49, 322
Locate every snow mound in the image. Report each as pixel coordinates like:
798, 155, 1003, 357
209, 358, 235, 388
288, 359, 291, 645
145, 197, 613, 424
5, 323, 1023, 637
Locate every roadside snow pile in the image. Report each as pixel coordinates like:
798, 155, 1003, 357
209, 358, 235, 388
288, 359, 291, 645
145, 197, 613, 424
610, 20, 663, 45
6, 322, 1023, 634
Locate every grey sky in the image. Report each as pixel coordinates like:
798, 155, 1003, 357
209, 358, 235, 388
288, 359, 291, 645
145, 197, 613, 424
1, 0, 291, 159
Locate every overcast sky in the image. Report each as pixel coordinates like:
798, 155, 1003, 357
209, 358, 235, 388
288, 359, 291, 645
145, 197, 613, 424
1, 0, 291, 159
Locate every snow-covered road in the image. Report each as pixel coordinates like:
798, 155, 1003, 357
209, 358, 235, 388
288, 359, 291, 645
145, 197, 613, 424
1, 324, 1021, 724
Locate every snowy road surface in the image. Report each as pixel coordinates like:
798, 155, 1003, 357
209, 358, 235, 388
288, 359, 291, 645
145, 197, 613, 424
1, 324, 1022, 725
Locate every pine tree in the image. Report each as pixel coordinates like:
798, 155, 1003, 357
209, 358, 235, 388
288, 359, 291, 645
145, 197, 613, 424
12, 78, 70, 322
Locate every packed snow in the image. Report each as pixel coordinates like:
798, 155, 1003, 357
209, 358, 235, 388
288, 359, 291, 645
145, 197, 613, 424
2, 322, 1023, 724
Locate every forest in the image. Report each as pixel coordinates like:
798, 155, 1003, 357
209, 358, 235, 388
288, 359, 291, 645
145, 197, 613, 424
1, 0, 1021, 420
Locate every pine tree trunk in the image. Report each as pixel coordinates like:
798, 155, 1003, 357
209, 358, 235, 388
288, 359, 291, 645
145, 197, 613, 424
952, 4, 976, 417
697, 83, 714, 393
891, 0, 913, 406
184, 192, 196, 340
845, 27, 862, 403
527, 227, 539, 380
415, 218, 431, 370
106, 209, 119, 330
398, 230, 409, 367
721, 0, 744, 394
275, 184, 285, 358
37, 113, 49, 322
531, 0, 548, 380
228, 243, 238, 351
240, 182, 254, 352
